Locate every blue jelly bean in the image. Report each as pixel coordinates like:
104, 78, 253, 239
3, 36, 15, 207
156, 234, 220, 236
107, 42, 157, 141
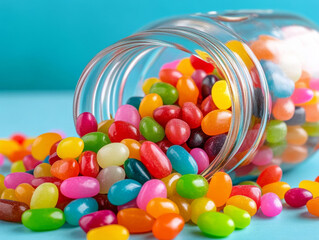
285, 107, 306, 126
108, 179, 142, 206
166, 145, 198, 175
126, 96, 143, 110
25, 169, 34, 175
43, 156, 50, 164
64, 198, 98, 226
124, 158, 151, 184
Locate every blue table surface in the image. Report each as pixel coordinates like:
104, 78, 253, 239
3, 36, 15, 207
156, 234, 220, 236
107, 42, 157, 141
1, 91, 319, 240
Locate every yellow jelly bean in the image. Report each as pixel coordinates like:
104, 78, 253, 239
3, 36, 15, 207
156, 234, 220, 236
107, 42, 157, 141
31, 133, 62, 160
23, 138, 35, 150
142, 77, 161, 95
169, 194, 192, 222
57, 137, 84, 159
87, 224, 129, 240
303, 91, 319, 105
97, 143, 129, 168
98, 119, 115, 135
211, 80, 232, 110
262, 182, 291, 199
190, 197, 216, 224
30, 183, 59, 209
161, 173, 181, 198
226, 40, 254, 69
33, 163, 52, 178
0, 139, 22, 157
177, 58, 195, 76
1, 188, 18, 201
0, 174, 6, 195
299, 180, 319, 198
139, 93, 163, 118
226, 195, 257, 216
11, 160, 26, 173
15, 183, 35, 206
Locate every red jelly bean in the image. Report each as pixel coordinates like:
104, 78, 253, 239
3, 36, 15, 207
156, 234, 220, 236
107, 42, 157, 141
79, 210, 117, 233
31, 177, 63, 188
50, 158, 80, 180
94, 194, 118, 213
140, 141, 172, 178
316, 176, 319, 182
165, 119, 191, 145
159, 69, 183, 86
48, 140, 61, 165
190, 55, 215, 73
76, 112, 98, 137
230, 185, 262, 209
256, 165, 282, 187
201, 95, 217, 116
284, 188, 313, 208
181, 102, 203, 129
0, 199, 29, 222
108, 121, 140, 142
10, 133, 27, 145
22, 154, 41, 171
79, 151, 100, 178
153, 105, 181, 127
157, 138, 173, 154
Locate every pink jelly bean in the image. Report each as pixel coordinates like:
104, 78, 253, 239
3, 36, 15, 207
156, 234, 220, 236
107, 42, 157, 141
310, 78, 319, 91
290, 88, 314, 104
160, 59, 181, 70
51, 129, 67, 138
117, 199, 138, 211
191, 70, 207, 90
252, 146, 273, 166
284, 188, 313, 208
76, 112, 98, 137
136, 179, 167, 210
0, 154, 4, 167
79, 210, 117, 233
115, 104, 141, 129
23, 154, 42, 171
4, 172, 34, 189
260, 192, 282, 217
189, 148, 209, 173
60, 176, 100, 199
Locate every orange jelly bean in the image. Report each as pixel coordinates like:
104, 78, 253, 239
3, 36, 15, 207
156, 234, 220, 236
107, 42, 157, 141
1, 189, 18, 201
15, 183, 35, 206
176, 76, 199, 106
262, 182, 291, 199
8, 149, 30, 163
120, 139, 141, 160
169, 194, 191, 222
303, 103, 319, 122
201, 110, 232, 136
176, 58, 195, 76
50, 158, 80, 180
226, 195, 257, 216
152, 213, 185, 240
146, 197, 179, 219
272, 98, 295, 121
286, 126, 308, 145
206, 172, 232, 207
306, 197, 319, 217
117, 208, 155, 233
281, 145, 308, 164
139, 93, 163, 118
31, 133, 62, 160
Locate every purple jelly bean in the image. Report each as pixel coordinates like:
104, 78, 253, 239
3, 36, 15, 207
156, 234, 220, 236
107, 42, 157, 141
76, 112, 98, 137
115, 104, 141, 129
4, 172, 34, 189
189, 148, 209, 173
60, 176, 100, 199
290, 88, 314, 104
204, 134, 227, 158
284, 188, 313, 208
117, 199, 138, 211
260, 192, 282, 217
79, 210, 117, 233
191, 70, 207, 89
23, 155, 42, 171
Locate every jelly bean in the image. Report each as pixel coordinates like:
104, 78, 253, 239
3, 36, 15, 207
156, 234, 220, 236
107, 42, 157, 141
303, 122, 319, 137
0, 154, 4, 167
230, 185, 261, 209
15, 183, 34, 206
176, 174, 208, 199
33, 163, 52, 178
227, 39, 255, 68
50, 158, 80, 180
4, 172, 34, 189
159, 68, 183, 86
0, 199, 29, 222
57, 137, 84, 159
82, 132, 110, 153
190, 55, 214, 73
299, 180, 319, 198
201, 95, 217, 115
115, 104, 141, 128
94, 194, 118, 213
79, 210, 117, 233
97, 143, 129, 168
284, 188, 313, 208
226, 195, 257, 216
191, 197, 216, 224
10, 133, 26, 145
117, 208, 154, 233
139, 93, 163, 118
252, 146, 273, 166
31, 133, 62, 160
181, 102, 203, 129
121, 139, 141, 160
167, 145, 198, 175
117, 199, 138, 211
223, 205, 250, 229
310, 78, 319, 90
207, 172, 232, 207
149, 82, 179, 105
266, 120, 287, 143
136, 179, 167, 210
165, 119, 190, 145
48, 140, 61, 165
97, 119, 114, 135
153, 105, 181, 127
152, 213, 185, 240
8, 148, 30, 163
262, 182, 291, 199
76, 112, 98, 137
161, 173, 181, 198
291, 88, 314, 104
31, 177, 63, 188
142, 77, 161, 94
108, 179, 142, 206
204, 134, 227, 158
211, 80, 232, 110
250, 37, 277, 61
124, 158, 151, 184
79, 151, 99, 178
256, 165, 282, 187
306, 197, 319, 217
146, 197, 179, 218
176, 76, 199, 106
108, 121, 140, 142
23, 154, 41, 171
64, 198, 98, 225
139, 117, 165, 142
279, 55, 302, 82
1, 188, 18, 201
157, 138, 173, 153
267, 140, 287, 156
0, 174, 5, 195
140, 141, 172, 178
201, 110, 232, 136
189, 148, 209, 173
260, 192, 282, 217
11, 160, 26, 172
61, 176, 100, 199
30, 183, 58, 209
304, 103, 319, 122
169, 194, 191, 222
177, 57, 195, 76
191, 69, 207, 89
126, 96, 143, 110
272, 98, 295, 121
304, 90, 319, 105
201, 74, 218, 99
285, 106, 305, 126
161, 59, 181, 70
87, 224, 129, 240
187, 128, 208, 149
22, 208, 65, 231
197, 212, 234, 238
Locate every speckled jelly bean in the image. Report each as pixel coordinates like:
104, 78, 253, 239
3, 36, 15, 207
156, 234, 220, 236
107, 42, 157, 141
108, 179, 142, 206
60, 176, 100, 199
124, 158, 151, 184
87, 224, 129, 240
57, 137, 84, 159
78, 151, 99, 178
266, 120, 287, 143
76, 112, 98, 137
197, 212, 234, 237
0, 199, 29, 222
257, 165, 282, 187
82, 132, 110, 153
181, 102, 203, 129
176, 174, 208, 199
23, 154, 41, 171
97, 166, 125, 194
226, 195, 257, 216
146, 197, 179, 219
207, 172, 232, 207
126, 96, 143, 110
190, 197, 216, 224
169, 194, 191, 222
230, 185, 261, 209
176, 76, 199, 106
165, 119, 191, 145
284, 188, 313, 208
15, 183, 34, 206
79, 210, 117, 233
139, 93, 163, 118
64, 198, 98, 226
159, 68, 182, 86
136, 179, 167, 210
262, 182, 291, 199
31, 133, 62, 160
50, 158, 80, 180
108, 121, 140, 142
189, 148, 209, 173
4, 172, 34, 189
33, 163, 52, 178
115, 104, 141, 128
153, 105, 181, 127
306, 197, 319, 217
224, 205, 251, 229
299, 180, 319, 197
260, 192, 282, 217
139, 117, 165, 142
152, 213, 185, 240
30, 183, 59, 209
204, 134, 227, 159
149, 82, 179, 105
201, 110, 232, 136
97, 143, 129, 168
142, 77, 161, 95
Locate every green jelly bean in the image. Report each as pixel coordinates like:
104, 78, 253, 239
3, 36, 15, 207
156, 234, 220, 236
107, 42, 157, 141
266, 120, 287, 143
238, 181, 261, 190
124, 158, 151, 184
223, 205, 251, 229
82, 132, 110, 153
176, 174, 208, 199
303, 122, 319, 137
139, 117, 165, 143
267, 140, 287, 157
22, 208, 65, 231
149, 82, 179, 105
197, 212, 235, 237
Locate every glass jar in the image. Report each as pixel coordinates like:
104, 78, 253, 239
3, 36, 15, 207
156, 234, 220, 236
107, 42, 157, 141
73, 10, 319, 181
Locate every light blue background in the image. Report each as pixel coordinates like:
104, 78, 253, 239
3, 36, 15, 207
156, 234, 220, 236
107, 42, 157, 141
0, 0, 318, 90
